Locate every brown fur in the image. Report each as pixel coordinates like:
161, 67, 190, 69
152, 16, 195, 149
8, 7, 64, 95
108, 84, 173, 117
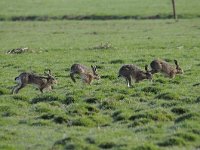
12, 70, 57, 94
150, 59, 183, 78
70, 64, 100, 85
118, 64, 152, 87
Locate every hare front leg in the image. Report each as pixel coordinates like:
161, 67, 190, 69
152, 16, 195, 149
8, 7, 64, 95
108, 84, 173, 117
12, 83, 26, 94
126, 76, 132, 87
12, 84, 19, 94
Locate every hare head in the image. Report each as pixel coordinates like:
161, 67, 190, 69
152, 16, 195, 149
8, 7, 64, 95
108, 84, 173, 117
91, 65, 100, 80
174, 60, 183, 74
144, 65, 153, 80
44, 70, 58, 85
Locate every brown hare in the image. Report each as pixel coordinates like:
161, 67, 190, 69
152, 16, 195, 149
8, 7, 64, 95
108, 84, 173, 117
70, 64, 100, 85
118, 64, 152, 87
150, 59, 183, 78
12, 70, 57, 94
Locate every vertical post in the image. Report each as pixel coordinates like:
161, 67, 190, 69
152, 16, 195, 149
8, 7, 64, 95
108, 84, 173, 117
171, 0, 177, 20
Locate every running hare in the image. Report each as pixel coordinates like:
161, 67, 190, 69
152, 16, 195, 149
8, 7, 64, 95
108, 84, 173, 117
118, 64, 152, 87
12, 70, 57, 94
150, 59, 183, 78
70, 64, 100, 85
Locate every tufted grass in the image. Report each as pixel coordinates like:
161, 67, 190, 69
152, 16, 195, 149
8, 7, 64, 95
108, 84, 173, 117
0, 1, 200, 149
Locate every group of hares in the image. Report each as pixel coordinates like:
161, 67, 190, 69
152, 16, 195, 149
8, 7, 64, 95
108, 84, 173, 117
12, 59, 183, 94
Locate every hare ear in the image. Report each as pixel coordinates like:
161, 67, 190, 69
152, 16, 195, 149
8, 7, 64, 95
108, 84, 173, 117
145, 65, 148, 72
91, 65, 94, 69
174, 60, 178, 66
94, 66, 97, 71
91, 65, 97, 72
44, 69, 51, 76
48, 69, 52, 75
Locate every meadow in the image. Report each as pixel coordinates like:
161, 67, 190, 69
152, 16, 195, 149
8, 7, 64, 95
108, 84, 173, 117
0, 0, 200, 150
0, 0, 200, 20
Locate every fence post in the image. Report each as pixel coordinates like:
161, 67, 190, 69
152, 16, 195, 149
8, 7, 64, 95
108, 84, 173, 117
172, 0, 177, 20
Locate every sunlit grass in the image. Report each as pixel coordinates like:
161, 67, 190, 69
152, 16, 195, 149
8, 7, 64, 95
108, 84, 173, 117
0, 11, 200, 150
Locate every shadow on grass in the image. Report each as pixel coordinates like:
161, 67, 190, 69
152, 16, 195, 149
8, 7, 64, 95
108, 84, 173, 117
30, 95, 62, 104
158, 132, 197, 147
171, 107, 188, 115
112, 111, 126, 122
196, 97, 200, 103
39, 113, 67, 124
128, 118, 150, 128
85, 97, 99, 104
158, 137, 186, 147
99, 142, 116, 149
134, 144, 159, 150
175, 112, 200, 123
63, 96, 75, 105
129, 110, 173, 122
161, 101, 178, 108
99, 142, 126, 149
53, 137, 75, 150
89, 42, 115, 50
101, 75, 116, 80
109, 59, 125, 64
85, 137, 96, 144
69, 117, 96, 127
156, 92, 180, 100
99, 100, 116, 110
142, 86, 161, 94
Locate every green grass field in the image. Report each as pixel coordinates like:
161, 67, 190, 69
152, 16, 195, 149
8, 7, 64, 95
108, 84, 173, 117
0, 0, 200, 150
